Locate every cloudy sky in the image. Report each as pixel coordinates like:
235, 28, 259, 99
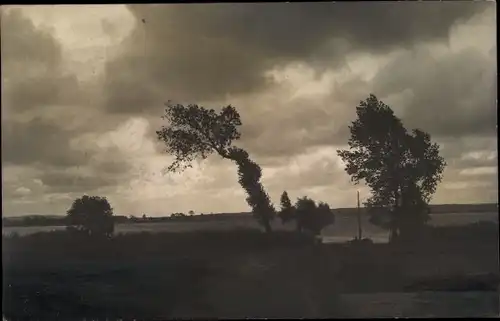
1, 3, 497, 216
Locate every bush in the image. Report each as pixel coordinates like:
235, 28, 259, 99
66, 195, 115, 238
295, 197, 335, 235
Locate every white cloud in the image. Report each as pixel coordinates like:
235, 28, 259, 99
459, 166, 497, 176
14, 186, 31, 196
461, 151, 497, 162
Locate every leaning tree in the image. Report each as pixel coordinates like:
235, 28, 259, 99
156, 102, 276, 232
337, 94, 446, 243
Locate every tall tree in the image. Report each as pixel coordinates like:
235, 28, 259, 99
156, 102, 275, 232
337, 94, 446, 242
279, 190, 295, 224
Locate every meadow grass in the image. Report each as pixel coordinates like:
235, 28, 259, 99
2, 223, 498, 319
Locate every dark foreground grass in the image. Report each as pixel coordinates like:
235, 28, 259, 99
2, 223, 499, 319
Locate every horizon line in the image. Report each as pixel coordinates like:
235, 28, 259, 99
2, 202, 497, 219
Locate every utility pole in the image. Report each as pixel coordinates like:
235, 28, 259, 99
357, 190, 362, 240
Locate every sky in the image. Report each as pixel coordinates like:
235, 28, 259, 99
1, 3, 497, 217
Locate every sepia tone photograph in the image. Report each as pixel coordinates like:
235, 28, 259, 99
1, 2, 498, 319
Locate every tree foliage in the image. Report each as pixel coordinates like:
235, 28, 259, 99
294, 197, 335, 236
337, 94, 446, 242
156, 102, 275, 232
278, 191, 335, 235
279, 191, 295, 224
230, 148, 275, 232
66, 195, 114, 237
156, 102, 242, 172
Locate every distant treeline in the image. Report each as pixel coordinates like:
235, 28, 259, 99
2, 203, 497, 228
1, 212, 252, 227
428, 203, 498, 214
334, 203, 498, 216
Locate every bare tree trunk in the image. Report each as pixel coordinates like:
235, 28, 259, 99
389, 226, 399, 243
390, 186, 402, 243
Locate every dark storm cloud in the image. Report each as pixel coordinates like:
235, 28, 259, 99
1, 118, 88, 167
265, 155, 346, 192
1, 9, 129, 176
1, 9, 62, 70
103, 2, 489, 114
92, 158, 132, 176
34, 139, 134, 194
38, 170, 120, 194
1, 9, 84, 170
236, 75, 371, 161
4, 72, 80, 113
439, 137, 497, 169
374, 46, 496, 139
429, 136, 497, 202
453, 153, 497, 173
1, 9, 80, 113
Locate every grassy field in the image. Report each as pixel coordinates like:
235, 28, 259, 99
2, 222, 499, 319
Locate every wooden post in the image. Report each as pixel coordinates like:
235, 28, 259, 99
357, 191, 362, 240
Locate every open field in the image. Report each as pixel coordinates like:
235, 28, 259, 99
2, 222, 499, 319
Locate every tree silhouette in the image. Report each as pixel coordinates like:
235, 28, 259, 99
66, 195, 114, 237
315, 201, 335, 233
279, 190, 295, 224
294, 197, 335, 235
337, 94, 446, 243
156, 102, 275, 232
